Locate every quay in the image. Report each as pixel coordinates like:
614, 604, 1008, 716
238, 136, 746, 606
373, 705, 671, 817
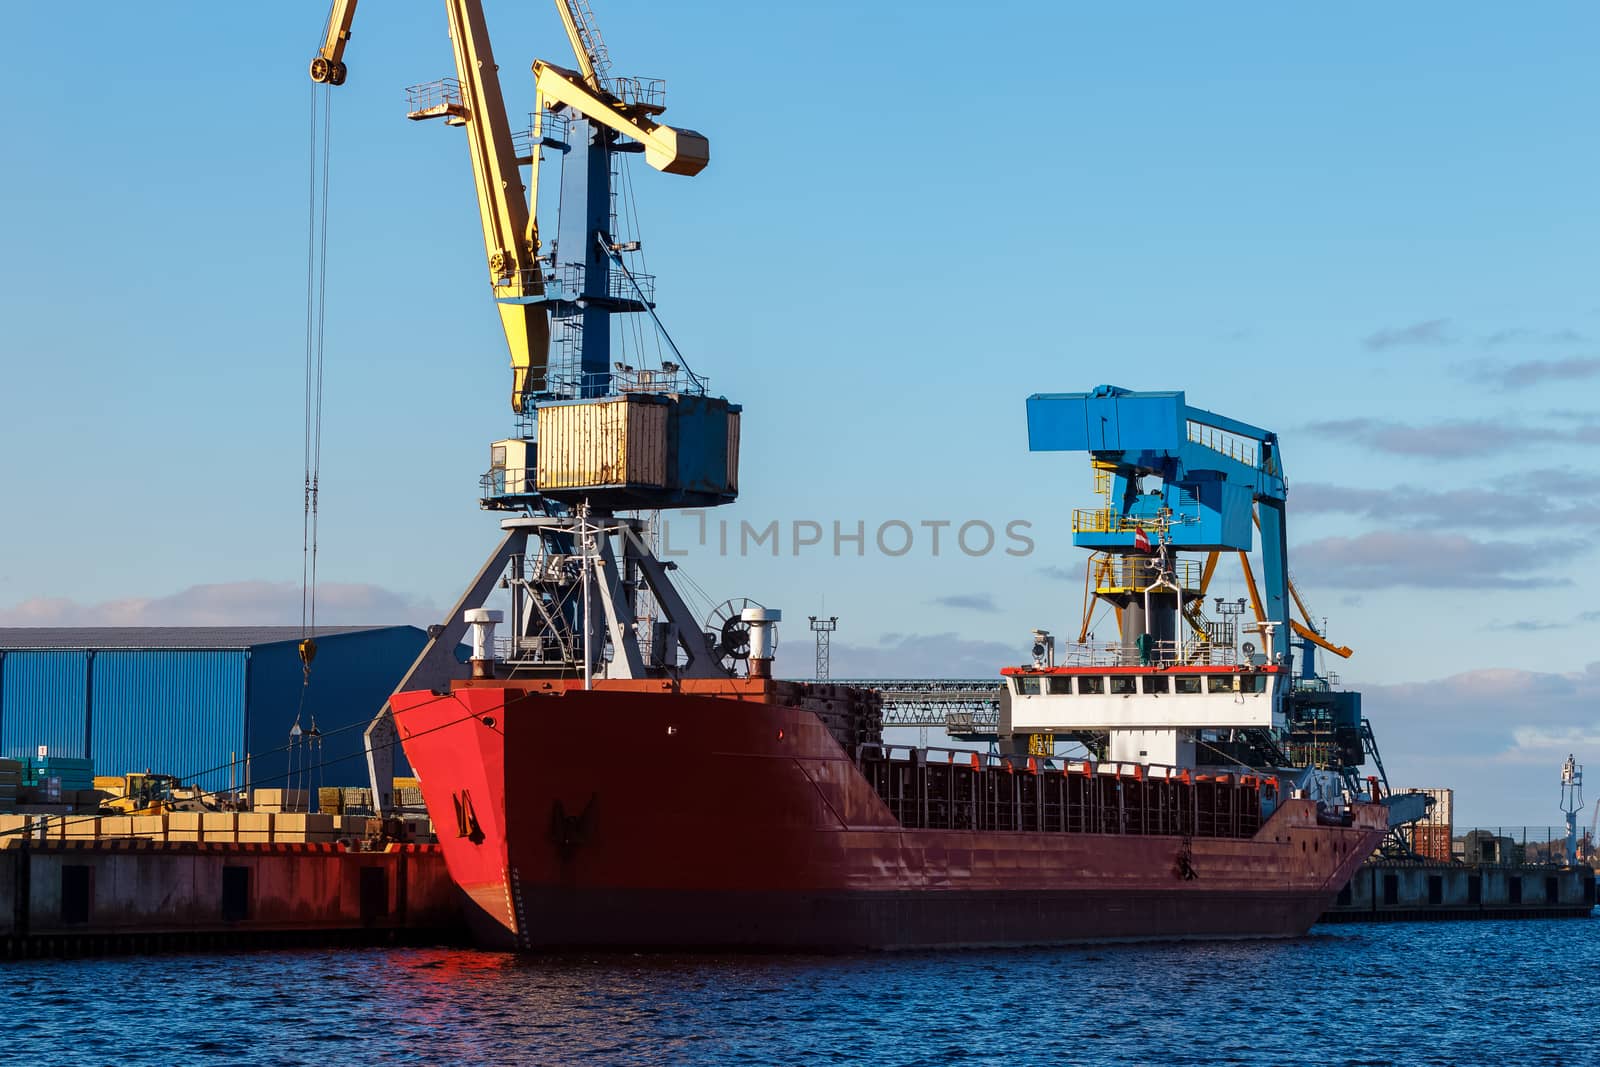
1, 834, 465, 958
1322, 861, 1596, 923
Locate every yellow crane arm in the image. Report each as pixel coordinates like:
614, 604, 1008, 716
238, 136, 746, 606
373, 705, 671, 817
1236, 551, 1266, 624
440, 1, 551, 412
534, 61, 710, 175
1247, 507, 1355, 657
1291, 619, 1353, 659
311, 0, 552, 410
310, 0, 358, 84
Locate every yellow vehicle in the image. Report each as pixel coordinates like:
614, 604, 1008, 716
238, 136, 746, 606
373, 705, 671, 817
103, 773, 185, 816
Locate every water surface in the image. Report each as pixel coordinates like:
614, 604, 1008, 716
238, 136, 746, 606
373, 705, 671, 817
8, 919, 1595, 1065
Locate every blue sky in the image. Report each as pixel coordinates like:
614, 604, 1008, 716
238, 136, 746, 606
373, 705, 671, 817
2, 2, 1597, 826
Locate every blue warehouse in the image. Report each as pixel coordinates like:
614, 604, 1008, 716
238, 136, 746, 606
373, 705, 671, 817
0, 626, 427, 795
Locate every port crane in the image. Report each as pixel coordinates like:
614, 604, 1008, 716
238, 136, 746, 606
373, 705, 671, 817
308, 1, 742, 815
1025, 385, 1379, 789
310, 0, 708, 411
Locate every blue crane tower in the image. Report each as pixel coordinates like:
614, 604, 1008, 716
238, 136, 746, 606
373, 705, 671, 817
1026, 384, 1289, 661
1026, 384, 1376, 786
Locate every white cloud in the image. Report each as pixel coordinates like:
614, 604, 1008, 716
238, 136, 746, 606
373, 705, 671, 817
1359, 662, 1600, 824
1293, 530, 1566, 590
0, 581, 437, 627
1362, 318, 1455, 351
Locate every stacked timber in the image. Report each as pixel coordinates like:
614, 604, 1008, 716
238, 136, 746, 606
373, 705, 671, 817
0, 811, 411, 844
252, 788, 310, 813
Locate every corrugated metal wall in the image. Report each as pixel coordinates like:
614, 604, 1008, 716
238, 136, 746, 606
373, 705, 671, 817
246, 627, 424, 796
90, 651, 248, 793
0, 651, 90, 760
1, 629, 423, 801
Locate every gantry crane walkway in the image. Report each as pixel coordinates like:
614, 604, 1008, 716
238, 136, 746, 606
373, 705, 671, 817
827, 679, 1003, 738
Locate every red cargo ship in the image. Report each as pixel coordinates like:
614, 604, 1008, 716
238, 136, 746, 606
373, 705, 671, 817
391, 668, 1389, 950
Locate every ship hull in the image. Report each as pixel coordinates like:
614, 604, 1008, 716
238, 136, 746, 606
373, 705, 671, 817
461, 886, 1331, 952
393, 681, 1388, 951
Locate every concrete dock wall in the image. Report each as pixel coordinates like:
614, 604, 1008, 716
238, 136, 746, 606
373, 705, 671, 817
1323, 862, 1596, 922
1, 838, 465, 954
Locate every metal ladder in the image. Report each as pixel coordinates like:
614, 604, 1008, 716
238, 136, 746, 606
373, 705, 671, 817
565, 0, 613, 88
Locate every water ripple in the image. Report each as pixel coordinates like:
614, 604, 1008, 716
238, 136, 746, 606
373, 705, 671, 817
3, 920, 1596, 1065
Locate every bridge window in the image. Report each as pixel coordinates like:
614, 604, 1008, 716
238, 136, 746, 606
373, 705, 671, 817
1109, 677, 1137, 695
1141, 676, 1169, 694
1240, 674, 1267, 693
1175, 676, 1203, 695
1046, 677, 1073, 695
1207, 675, 1235, 694
1077, 676, 1104, 695
1014, 676, 1041, 696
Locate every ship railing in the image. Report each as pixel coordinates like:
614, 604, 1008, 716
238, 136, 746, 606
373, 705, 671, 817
543, 262, 658, 306
852, 744, 1275, 838
609, 365, 707, 394
515, 109, 571, 160
490, 635, 576, 663
613, 75, 666, 111
1186, 420, 1260, 469
404, 77, 465, 121
488, 262, 660, 307
1071, 508, 1202, 537
480, 466, 538, 501
1089, 552, 1203, 593
852, 743, 1239, 784
1058, 640, 1241, 669
1072, 508, 1136, 534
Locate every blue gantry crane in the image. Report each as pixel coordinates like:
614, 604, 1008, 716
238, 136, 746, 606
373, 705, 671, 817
1027, 384, 1289, 655
1026, 384, 1375, 787
1028, 384, 1353, 672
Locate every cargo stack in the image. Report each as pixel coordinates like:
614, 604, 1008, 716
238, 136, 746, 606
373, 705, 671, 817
0, 811, 372, 845
0, 759, 20, 814
1405, 787, 1454, 862
394, 778, 427, 817
318, 786, 376, 816
251, 787, 310, 813
24, 756, 94, 805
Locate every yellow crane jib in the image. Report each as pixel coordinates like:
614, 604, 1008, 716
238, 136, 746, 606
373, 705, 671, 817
533, 62, 710, 176
441, 1, 551, 412
310, 0, 357, 85
310, 0, 553, 412
1290, 620, 1353, 660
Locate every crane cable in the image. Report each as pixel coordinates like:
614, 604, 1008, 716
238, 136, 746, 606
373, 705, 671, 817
292, 80, 334, 808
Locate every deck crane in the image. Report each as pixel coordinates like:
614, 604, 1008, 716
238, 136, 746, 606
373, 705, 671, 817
1027, 385, 1375, 787
307, 0, 737, 817
309, 0, 708, 411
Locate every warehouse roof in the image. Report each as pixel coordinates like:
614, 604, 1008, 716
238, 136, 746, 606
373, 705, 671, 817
0, 625, 417, 650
